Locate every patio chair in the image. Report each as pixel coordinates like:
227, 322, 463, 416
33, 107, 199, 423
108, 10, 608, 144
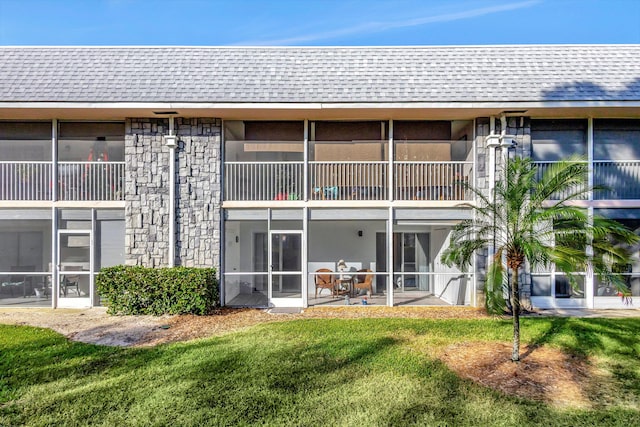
60, 267, 82, 297
315, 268, 336, 297
354, 269, 374, 296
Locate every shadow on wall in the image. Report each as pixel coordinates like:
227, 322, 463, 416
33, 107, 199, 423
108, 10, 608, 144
541, 78, 640, 200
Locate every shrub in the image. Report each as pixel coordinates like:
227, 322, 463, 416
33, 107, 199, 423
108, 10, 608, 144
96, 266, 219, 315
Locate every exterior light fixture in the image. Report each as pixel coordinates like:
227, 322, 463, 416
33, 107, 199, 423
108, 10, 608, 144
164, 135, 177, 148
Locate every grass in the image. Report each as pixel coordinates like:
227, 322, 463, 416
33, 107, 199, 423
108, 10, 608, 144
1, 317, 639, 426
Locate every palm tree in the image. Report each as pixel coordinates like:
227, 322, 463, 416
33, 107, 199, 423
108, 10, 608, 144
441, 156, 638, 362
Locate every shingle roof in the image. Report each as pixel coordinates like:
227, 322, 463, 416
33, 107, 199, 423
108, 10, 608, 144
1, 45, 639, 103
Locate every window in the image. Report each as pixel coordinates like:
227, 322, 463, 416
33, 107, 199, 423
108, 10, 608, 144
0, 121, 51, 161
531, 119, 587, 161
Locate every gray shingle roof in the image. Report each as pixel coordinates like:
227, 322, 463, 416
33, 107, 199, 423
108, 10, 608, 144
1, 45, 639, 103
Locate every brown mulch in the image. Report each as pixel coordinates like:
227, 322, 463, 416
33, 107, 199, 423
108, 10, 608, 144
439, 342, 595, 408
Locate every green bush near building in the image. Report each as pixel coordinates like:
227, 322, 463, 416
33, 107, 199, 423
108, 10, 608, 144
96, 266, 219, 315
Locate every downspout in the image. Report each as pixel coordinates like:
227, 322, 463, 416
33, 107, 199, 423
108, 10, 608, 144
486, 117, 500, 261
485, 116, 501, 308
164, 117, 177, 267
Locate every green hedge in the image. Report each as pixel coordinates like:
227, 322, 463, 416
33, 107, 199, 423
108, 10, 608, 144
96, 266, 219, 315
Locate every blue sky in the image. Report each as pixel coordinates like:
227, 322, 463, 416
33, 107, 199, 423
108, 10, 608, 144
1, 0, 639, 45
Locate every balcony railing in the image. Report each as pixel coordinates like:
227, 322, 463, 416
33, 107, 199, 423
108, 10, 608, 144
225, 162, 304, 201
535, 160, 640, 200
534, 161, 588, 200
0, 161, 52, 200
309, 161, 388, 201
394, 161, 472, 201
58, 162, 125, 201
593, 160, 640, 200
0, 161, 125, 201
224, 160, 473, 201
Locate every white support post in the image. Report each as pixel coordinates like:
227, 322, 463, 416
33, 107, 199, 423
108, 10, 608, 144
219, 120, 225, 307
51, 206, 58, 308
166, 117, 177, 267
472, 118, 478, 307
90, 208, 96, 307
586, 118, 595, 308
388, 120, 394, 202
387, 206, 394, 307
586, 206, 595, 308
302, 206, 309, 308
588, 117, 594, 200
52, 119, 58, 201
303, 119, 309, 201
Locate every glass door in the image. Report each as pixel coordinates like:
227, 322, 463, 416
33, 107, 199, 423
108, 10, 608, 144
57, 230, 92, 308
269, 231, 303, 307
394, 232, 430, 292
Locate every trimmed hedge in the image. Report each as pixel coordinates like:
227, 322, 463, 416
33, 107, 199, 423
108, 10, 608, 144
96, 266, 219, 315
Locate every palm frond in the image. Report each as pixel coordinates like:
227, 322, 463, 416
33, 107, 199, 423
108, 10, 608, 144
485, 250, 507, 314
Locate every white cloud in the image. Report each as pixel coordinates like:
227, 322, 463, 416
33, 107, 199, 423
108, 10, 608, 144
237, 0, 542, 45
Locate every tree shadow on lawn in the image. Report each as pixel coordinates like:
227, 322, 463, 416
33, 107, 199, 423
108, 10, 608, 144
521, 317, 640, 407
4, 318, 640, 426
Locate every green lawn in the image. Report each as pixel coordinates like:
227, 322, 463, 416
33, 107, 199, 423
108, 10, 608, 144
1, 317, 639, 426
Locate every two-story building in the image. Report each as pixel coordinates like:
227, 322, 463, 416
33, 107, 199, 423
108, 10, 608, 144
1, 45, 639, 310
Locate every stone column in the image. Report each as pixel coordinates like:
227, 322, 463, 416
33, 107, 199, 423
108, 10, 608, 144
482, 116, 533, 309
124, 118, 222, 269
175, 118, 222, 268
474, 118, 491, 307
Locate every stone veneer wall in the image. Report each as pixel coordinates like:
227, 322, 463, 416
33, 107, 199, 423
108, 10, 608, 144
474, 116, 532, 307
124, 118, 221, 268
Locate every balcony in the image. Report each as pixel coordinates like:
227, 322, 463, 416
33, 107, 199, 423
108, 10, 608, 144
224, 159, 473, 202
0, 161, 125, 201
309, 161, 388, 201
224, 161, 304, 201
0, 162, 52, 200
593, 160, 640, 199
394, 161, 471, 201
534, 160, 640, 200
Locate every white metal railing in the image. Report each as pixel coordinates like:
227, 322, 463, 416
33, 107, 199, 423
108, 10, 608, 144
309, 161, 388, 200
0, 161, 124, 201
0, 161, 52, 200
224, 160, 475, 201
593, 160, 640, 200
534, 160, 640, 200
394, 162, 472, 200
57, 162, 125, 201
225, 162, 304, 201
533, 161, 588, 200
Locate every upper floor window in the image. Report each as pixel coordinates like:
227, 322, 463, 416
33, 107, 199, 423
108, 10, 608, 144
531, 119, 587, 161
311, 121, 387, 162
224, 121, 304, 162
394, 120, 472, 162
594, 119, 640, 161
0, 121, 51, 161
58, 122, 125, 162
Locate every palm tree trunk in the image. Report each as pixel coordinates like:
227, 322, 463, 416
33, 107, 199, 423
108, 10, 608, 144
511, 267, 521, 362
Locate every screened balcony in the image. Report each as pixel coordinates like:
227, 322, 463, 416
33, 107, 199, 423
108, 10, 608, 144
532, 119, 640, 201
0, 121, 125, 202
223, 120, 474, 202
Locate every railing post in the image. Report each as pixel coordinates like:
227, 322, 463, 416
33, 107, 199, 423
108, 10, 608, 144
588, 117, 594, 202
388, 120, 394, 201
52, 119, 57, 201
303, 120, 309, 201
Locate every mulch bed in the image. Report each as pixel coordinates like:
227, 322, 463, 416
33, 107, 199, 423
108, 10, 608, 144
439, 342, 594, 408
